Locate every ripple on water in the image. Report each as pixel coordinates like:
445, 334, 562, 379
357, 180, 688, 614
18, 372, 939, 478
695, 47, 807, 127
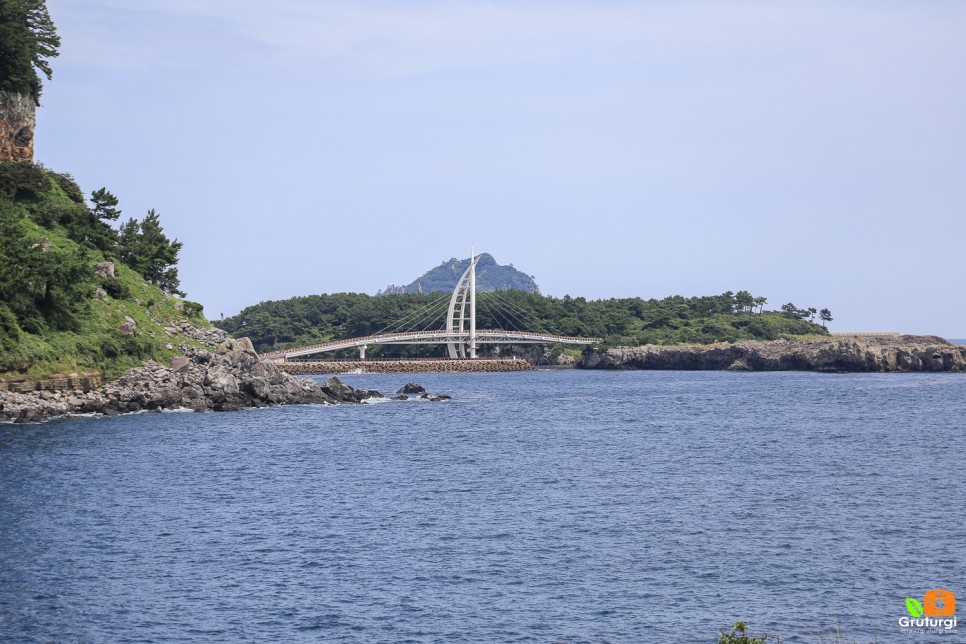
1, 370, 965, 642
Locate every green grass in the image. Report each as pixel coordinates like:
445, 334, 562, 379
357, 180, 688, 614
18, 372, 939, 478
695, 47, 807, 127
2, 257, 210, 378
0, 174, 212, 379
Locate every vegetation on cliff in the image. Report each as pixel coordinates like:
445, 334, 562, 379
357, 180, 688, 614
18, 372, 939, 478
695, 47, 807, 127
0, 0, 59, 104
216, 289, 830, 357
0, 162, 205, 377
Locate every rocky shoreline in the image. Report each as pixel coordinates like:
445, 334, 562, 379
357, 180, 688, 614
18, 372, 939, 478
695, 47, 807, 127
577, 335, 966, 372
0, 329, 445, 424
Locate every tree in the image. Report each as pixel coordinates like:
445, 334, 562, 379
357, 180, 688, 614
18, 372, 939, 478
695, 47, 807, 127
117, 209, 184, 296
734, 290, 754, 314
90, 187, 120, 222
0, 0, 61, 104
780, 302, 800, 319
753, 296, 767, 315
807, 306, 817, 322
820, 308, 833, 327
0, 198, 94, 332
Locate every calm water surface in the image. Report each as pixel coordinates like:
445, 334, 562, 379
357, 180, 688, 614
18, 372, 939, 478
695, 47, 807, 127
1, 370, 964, 642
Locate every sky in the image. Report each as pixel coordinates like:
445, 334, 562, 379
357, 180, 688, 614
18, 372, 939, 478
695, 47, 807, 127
36, 1, 966, 336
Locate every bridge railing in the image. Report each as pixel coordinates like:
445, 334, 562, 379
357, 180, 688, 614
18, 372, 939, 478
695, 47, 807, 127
260, 328, 603, 358
283, 356, 527, 363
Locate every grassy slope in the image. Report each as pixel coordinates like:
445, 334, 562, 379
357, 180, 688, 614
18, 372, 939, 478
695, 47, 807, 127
0, 175, 210, 379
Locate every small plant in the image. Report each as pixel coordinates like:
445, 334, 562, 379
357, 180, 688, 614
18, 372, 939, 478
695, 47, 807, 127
182, 300, 204, 317
717, 621, 768, 644
809, 618, 878, 643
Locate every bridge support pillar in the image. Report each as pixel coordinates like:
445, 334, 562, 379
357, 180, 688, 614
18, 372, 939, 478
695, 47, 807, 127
359, 344, 367, 361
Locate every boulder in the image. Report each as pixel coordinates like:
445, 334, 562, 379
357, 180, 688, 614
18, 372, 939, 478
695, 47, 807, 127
94, 261, 115, 278
118, 316, 137, 335
397, 383, 427, 394
321, 377, 382, 403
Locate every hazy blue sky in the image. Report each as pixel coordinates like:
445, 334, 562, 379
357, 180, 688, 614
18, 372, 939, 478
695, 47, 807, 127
36, 1, 966, 336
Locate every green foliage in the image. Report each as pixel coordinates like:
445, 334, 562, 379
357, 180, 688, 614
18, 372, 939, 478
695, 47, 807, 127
0, 0, 60, 103
717, 621, 768, 644
90, 187, 120, 221
182, 300, 204, 318
0, 164, 202, 377
0, 196, 95, 334
217, 289, 831, 355
117, 209, 184, 296
100, 275, 129, 299
1, 163, 119, 253
0, 161, 48, 200
820, 308, 833, 327
50, 171, 84, 203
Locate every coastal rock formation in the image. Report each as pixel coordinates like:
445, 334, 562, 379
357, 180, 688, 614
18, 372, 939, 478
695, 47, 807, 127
578, 335, 966, 372
0, 337, 386, 423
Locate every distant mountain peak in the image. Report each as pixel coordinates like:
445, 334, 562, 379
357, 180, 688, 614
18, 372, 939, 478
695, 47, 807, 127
378, 253, 540, 295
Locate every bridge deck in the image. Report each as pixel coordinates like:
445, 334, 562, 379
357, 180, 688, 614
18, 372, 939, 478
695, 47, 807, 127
261, 329, 601, 360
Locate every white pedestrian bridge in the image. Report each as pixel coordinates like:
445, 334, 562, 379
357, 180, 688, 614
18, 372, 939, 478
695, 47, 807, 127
261, 252, 601, 362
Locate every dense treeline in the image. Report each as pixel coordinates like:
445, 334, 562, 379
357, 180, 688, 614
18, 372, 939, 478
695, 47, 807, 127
216, 289, 831, 357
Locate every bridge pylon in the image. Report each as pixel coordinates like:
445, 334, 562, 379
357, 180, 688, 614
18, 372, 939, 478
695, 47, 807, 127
446, 252, 479, 359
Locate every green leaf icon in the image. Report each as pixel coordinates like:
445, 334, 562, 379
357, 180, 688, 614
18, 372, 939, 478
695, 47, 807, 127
906, 597, 924, 617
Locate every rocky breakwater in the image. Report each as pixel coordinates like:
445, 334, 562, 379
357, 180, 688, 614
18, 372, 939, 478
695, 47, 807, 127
578, 335, 966, 373
0, 336, 386, 424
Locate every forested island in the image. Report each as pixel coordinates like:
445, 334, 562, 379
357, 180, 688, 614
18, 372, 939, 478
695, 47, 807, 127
216, 290, 832, 359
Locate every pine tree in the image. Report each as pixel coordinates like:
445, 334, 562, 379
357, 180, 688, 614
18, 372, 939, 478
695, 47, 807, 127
819, 308, 833, 327
90, 187, 120, 222
0, 0, 61, 103
117, 209, 185, 296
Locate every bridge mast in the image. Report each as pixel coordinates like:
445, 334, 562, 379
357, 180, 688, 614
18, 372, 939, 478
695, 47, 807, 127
446, 251, 480, 359
469, 247, 477, 359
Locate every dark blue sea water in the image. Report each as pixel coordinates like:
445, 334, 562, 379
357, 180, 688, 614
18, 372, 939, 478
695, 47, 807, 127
1, 371, 964, 642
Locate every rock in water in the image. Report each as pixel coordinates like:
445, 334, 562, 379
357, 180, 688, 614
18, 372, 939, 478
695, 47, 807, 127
321, 377, 382, 403
397, 383, 427, 394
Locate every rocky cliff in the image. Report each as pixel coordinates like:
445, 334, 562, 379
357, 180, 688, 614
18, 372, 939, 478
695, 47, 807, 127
0, 91, 35, 162
0, 329, 388, 423
578, 335, 966, 372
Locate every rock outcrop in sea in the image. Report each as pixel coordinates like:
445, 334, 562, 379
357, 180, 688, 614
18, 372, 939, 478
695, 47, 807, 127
578, 335, 966, 372
0, 327, 398, 423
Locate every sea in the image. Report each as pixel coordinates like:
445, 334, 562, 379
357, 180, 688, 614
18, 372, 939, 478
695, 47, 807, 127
1, 370, 964, 643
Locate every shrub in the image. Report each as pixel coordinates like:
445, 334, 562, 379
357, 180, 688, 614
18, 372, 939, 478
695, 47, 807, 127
50, 172, 85, 204
0, 162, 49, 200
717, 621, 768, 644
100, 276, 130, 300
182, 300, 204, 317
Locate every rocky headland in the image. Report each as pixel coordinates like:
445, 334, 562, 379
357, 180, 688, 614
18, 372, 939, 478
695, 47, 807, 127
578, 335, 966, 372
0, 326, 441, 424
